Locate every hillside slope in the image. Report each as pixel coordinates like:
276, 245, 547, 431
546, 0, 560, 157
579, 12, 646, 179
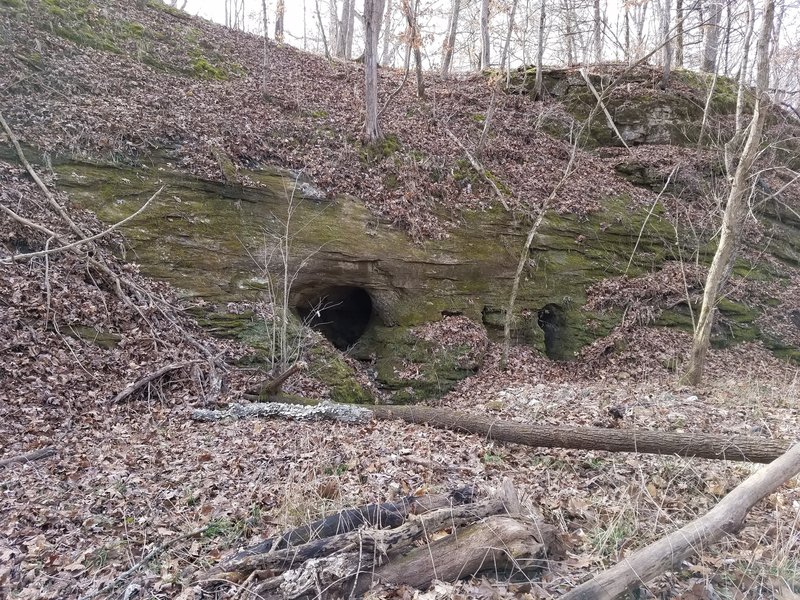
1, 1, 799, 599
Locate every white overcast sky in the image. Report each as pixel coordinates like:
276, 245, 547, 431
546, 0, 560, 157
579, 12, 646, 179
182, 1, 307, 35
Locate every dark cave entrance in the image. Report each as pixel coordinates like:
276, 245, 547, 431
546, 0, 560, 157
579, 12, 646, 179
295, 286, 374, 350
537, 303, 568, 360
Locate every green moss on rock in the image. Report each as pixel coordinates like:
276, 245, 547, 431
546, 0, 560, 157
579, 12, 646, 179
307, 340, 373, 404
44, 154, 799, 400
191, 56, 227, 80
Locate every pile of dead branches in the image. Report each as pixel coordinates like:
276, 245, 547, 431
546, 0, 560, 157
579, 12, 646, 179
193, 480, 557, 599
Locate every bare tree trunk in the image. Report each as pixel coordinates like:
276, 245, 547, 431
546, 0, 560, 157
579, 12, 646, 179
364, 0, 385, 143
275, 0, 285, 43
683, 0, 774, 385
261, 0, 269, 90
500, 0, 519, 72
735, 0, 755, 133
480, 0, 490, 69
345, 0, 356, 59
315, 0, 331, 58
624, 3, 631, 63
534, 0, 546, 98
562, 441, 800, 600
441, 0, 462, 76
722, 0, 732, 75
634, 1, 648, 60
401, 0, 425, 98
593, 0, 603, 63
675, 0, 684, 67
563, 0, 575, 65
662, 0, 672, 88
381, 0, 394, 64
329, 0, 340, 55
336, 0, 349, 56
702, 0, 722, 72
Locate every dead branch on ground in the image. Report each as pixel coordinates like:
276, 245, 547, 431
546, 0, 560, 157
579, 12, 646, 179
579, 68, 632, 152
191, 400, 791, 463
197, 480, 556, 598
2, 186, 163, 263
242, 361, 305, 400
562, 441, 800, 600
110, 360, 201, 404
2, 115, 229, 396
0, 446, 57, 468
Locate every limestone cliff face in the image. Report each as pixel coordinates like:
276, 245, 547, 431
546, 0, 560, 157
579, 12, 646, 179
39, 145, 797, 403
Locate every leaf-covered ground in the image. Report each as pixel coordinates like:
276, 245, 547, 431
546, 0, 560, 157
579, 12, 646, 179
1, 1, 800, 599
1, 161, 799, 599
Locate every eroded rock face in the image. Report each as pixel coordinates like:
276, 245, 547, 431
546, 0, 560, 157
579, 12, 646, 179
46, 155, 798, 401
506, 67, 740, 147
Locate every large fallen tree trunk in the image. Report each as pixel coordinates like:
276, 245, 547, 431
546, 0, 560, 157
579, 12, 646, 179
192, 401, 790, 463
197, 480, 556, 599
562, 441, 800, 599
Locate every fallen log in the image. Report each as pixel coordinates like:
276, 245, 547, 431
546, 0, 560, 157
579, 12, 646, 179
229, 487, 475, 559
562, 441, 800, 599
361, 515, 549, 594
191, 400, 790, 463
0, 446, 57, 468
198, 480, 554, 598
207, 496, 511, 578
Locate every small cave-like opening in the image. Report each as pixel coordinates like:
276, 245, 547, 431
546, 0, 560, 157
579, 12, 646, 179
537, 303, 568, 360
295, 286, 374, 350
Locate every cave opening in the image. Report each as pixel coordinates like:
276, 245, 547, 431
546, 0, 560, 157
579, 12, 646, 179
295, 286, 374, 350
537, 303, 568, 360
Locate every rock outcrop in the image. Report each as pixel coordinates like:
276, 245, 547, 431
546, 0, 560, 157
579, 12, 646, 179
26, 145, 793, 402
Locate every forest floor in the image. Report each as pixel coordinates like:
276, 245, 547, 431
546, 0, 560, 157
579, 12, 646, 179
1, 1, 799, 598
2, 299, 799, 599
1, 162, 798, 599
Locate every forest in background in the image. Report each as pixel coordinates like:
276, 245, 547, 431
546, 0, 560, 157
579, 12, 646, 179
200, 0, 799, 112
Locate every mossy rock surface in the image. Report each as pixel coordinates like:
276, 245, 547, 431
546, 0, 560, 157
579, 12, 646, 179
307, 340, 373, 404
353, 325, 483, 403
506, 67, 743, 147
29, 151, 798, 399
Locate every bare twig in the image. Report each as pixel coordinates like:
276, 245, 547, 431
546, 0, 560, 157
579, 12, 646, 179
0, 446, 57, 468
1, 110, 87, 239
109, 361, 200, 404
476, 88, 498, 157
6, 186, 164, 262
444, 127, 510, 211
625, 165, 679, 274
502, 125, 580, 366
